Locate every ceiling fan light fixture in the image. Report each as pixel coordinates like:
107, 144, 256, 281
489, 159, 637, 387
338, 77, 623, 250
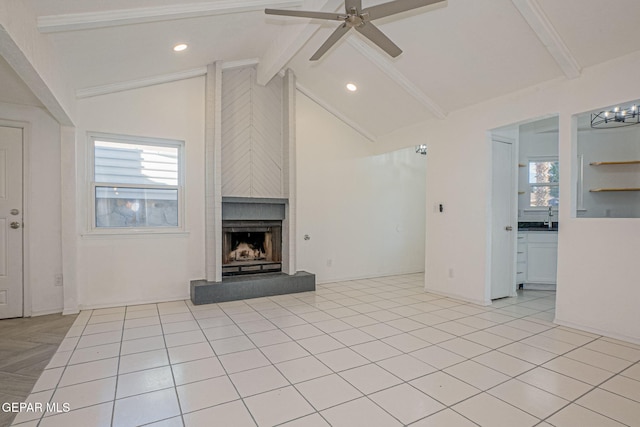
173, 43, 188, 52
346, 83, 357, 92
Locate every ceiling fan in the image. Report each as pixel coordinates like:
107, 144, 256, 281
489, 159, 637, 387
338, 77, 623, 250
265, 0, 446, 60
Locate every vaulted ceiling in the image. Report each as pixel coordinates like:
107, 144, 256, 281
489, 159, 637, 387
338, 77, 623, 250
3, 0, 640, 141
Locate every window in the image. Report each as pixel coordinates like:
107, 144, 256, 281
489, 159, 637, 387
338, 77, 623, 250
90, 133, 184, 230
528, 158, 559, 207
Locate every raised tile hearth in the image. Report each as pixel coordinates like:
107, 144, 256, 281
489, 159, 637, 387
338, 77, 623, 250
190, 272, 316, 305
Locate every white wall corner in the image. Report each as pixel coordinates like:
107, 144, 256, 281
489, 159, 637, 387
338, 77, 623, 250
61, 125, 79, 314
205, 62, 223, 282
283, 68, 297, 274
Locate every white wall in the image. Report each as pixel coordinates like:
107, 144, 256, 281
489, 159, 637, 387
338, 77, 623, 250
74, 78, 206, 309
379, 50, 640, 341
0, 102, 64, 315
296, 92, 426, 283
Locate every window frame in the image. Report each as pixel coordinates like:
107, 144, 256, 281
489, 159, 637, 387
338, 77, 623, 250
87, 132, 186, 234
527, 156, 559, 209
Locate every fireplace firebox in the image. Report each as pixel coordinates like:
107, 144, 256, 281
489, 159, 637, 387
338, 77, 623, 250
222, 220, 282, 276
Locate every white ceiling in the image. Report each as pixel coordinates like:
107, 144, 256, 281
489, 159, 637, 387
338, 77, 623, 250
4, 0, 640, 140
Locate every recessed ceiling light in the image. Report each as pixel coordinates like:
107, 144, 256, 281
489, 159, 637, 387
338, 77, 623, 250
173, 43, 188, 52
346, 83, 357, 92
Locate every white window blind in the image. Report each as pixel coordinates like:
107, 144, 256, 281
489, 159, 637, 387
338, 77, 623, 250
90, 134, 184, 230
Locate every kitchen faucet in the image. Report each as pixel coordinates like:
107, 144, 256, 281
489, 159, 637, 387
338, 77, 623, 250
544, 206, 554, 229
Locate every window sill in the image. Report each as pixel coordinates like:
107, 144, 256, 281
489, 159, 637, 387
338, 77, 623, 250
81, 229, 190, 239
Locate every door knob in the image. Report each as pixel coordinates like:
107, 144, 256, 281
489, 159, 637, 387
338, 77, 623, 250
505, 226, 513, 231
10, 222, 20, 229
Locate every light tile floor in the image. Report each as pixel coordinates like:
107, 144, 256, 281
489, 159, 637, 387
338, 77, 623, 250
10, 273, 640, 427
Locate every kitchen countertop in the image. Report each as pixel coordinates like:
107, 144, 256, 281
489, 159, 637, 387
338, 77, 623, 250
518, 221, 558, 231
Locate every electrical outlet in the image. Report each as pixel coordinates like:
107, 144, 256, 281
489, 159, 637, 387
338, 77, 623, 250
55, 274, 63, 287
326, 259, 333, 267
448, 268, 454, 279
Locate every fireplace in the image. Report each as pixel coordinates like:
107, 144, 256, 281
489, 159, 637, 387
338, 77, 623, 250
222, 220, 282, 276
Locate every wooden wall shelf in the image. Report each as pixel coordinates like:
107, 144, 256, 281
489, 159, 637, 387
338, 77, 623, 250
589, 188, 640, 192
589, 160, 640, 166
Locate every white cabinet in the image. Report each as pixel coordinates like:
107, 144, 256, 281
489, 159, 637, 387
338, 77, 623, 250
517, 231, 558, 285
516, 232, 527, 285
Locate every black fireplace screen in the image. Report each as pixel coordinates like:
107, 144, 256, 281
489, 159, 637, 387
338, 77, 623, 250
222, 221, 282, 275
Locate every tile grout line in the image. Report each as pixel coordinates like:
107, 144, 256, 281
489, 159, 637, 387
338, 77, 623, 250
32, 281, 525, 424
187, 297, 262, 427
537, 358, 640, 427
191, 285, 411, 426
109, 307, 127, 427
155, 302, 187, 427
34, 309, 95, 427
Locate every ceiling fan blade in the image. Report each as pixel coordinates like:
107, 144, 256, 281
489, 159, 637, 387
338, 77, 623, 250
344, 0, 362, 13
265, 8, 344, 21
363, 0, 445, 21
310, 23, 351, 61
355, 22, 402, 57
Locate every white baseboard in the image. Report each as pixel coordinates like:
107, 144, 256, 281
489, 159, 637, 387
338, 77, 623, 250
29, 308, 64, 317
522, 283, 556, 291
315, 269, 425, 285
554, 317, 640, 346
79, 294, 190, 311
423, 287, 491, 306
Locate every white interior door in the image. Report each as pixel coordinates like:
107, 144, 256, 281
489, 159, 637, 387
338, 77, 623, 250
491, 138, 516, 299
0, 126, 23, 319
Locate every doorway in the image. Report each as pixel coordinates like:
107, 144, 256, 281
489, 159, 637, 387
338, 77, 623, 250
516, 117, 559, 291
0, 125, 23, 319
